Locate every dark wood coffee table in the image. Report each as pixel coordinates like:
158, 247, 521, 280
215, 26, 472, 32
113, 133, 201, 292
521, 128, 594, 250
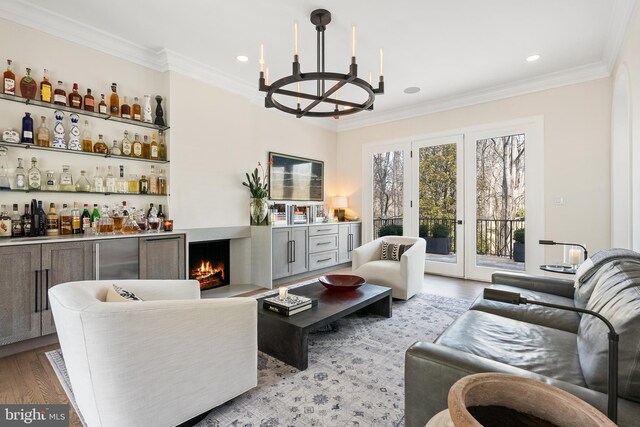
257, 281, 392, 370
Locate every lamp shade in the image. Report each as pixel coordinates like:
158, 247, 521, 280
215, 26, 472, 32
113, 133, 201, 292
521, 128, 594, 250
332, 196, 348, 209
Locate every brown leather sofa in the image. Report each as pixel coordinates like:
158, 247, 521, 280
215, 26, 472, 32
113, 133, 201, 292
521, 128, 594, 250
405, 249, 640, 427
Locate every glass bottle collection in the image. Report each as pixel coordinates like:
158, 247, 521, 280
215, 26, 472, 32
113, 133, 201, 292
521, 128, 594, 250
0, 200, 168, 238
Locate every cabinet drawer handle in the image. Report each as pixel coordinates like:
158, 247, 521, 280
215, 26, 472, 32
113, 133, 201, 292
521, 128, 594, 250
144, 236, 181, 242
34, 270, 39, 313
317, 241, 332, 245
315, 229, 331, 233
317, 257, 332, 263
44, 269, 50, 311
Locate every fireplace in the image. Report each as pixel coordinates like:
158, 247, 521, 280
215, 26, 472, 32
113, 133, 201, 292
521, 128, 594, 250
189, 239, 230, 290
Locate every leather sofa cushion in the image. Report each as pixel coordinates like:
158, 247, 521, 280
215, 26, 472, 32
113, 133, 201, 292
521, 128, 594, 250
577, 259, 640, 402
470, 285, 580, 333
436, 310, 586, 387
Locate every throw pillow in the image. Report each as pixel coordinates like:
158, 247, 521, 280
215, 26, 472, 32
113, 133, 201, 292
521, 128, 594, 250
106, 284, 144, 302
381, 241, 414, 261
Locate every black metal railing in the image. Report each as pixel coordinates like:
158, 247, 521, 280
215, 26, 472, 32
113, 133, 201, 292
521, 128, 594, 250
372, 217, 525, 258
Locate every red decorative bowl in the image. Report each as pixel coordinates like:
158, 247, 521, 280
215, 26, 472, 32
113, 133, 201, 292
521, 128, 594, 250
318, 274, 365, 291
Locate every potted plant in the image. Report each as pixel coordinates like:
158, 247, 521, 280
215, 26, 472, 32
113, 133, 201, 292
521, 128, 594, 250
427, 223, 451, 255
242, 162, 269, 225
513, 228, 525, 262
379, 224, 403, 237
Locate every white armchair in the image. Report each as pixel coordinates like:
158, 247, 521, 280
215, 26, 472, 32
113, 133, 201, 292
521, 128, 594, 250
352, 236, 426, 300
49, 280, 257, 427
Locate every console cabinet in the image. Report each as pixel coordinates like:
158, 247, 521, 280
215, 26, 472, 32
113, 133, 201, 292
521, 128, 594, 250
272, 227, 308, 280
338, 223, 361, 263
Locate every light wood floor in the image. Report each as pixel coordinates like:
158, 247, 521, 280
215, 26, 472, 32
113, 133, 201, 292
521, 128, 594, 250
0, 274, 487, 426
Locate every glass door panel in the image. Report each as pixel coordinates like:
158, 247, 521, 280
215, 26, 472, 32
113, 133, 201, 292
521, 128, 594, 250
371, 150, 405, 239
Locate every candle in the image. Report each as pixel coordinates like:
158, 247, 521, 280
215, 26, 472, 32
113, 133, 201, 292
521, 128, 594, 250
279, 286, 288, 300
352, 25, 356, 57
260, 43, 264, 72
294, 21, 298, 56
380, 48, 384, 77
568, 248, 581, 266
163, 219, 173, 232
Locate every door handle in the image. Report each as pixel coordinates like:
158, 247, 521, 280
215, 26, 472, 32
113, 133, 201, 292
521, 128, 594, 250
348, 234, 353, 252
44, 269, 50, 311
292, 240, 296, 263
34, 270, 39, 313
287, 240, 292, 263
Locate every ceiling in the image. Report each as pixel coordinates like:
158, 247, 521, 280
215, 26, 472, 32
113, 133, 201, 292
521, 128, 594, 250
2, 0, 636, 131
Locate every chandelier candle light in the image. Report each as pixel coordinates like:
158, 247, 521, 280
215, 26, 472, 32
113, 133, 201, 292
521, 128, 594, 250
258, 9, 384, 119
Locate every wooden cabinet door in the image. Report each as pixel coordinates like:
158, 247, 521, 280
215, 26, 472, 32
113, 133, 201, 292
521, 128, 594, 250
0, 245, 41, 346
272, 228, 291, 280
338, 224, 350, 263
290, 227, 308, 276
41, 241, 93, 335
139, 234, 186, 280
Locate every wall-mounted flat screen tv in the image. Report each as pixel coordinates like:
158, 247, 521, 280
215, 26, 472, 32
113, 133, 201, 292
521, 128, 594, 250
268, 152, 324, 201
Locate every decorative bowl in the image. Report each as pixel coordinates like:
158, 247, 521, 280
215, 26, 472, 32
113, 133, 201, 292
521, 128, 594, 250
318, 274, 365, 291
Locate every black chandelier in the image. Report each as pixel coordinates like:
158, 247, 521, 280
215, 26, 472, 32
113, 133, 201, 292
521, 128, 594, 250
258, 9, 384, 119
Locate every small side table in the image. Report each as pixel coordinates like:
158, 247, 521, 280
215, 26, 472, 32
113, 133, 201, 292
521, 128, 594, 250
540, 264, 576, 275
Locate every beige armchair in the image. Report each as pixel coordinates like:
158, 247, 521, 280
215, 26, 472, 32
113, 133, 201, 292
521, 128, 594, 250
49, 280, 257, 427
352, 236, 426, 300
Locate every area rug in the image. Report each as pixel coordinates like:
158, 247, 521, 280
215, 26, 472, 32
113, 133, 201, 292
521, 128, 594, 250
47, 292, 472, 427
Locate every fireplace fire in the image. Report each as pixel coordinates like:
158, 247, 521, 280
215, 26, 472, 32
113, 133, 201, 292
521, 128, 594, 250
188, 239, 230, 291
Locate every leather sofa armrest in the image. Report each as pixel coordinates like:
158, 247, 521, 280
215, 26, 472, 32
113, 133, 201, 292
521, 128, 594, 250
491, 271, 575, 298
404, 341, 618, 427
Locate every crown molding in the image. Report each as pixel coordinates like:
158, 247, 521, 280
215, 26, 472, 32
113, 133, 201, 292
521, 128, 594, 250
603, 0, 639, 72
335, 61, 610, 132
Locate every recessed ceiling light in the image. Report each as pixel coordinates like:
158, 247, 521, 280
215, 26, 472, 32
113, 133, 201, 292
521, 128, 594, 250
236, 55, 249, 62
404, 86, 420, 94
526, 54, 540, 62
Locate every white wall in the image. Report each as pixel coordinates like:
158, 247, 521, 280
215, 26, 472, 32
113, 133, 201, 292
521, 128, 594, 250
337, 79, 612, 260
0, 18, 338, 228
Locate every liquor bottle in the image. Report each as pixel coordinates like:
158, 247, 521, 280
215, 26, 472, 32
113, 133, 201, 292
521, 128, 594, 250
158, 130, 167, 161
59, 165, 75, 191
112, 202, 124, 233
46, 203, 59, 236
97, 205, 114, 235
40, 69, 52, 102
98, 94, 108, 114
109, 83, 119, 116
83, 88, 95, 112
81, 203, 91, 233
132, 133, 143, 159
93, 134, 109, 154
36, 116, 51, 147
121, 130, 132, 157
43, 170, 57, 191
121, 96, 131, 119
21, 112, 34, 144
14, 158, 25, 189
52, 110, 66, 149
36, 201, 46, 236
146, 203, 155, 218
143, 95, 153, 123
105, 165, 117, 193
72, 202, 82, 234
59, 203, 71, 235
0, 147, 9, 190
91, 204, 100, 230
141, 135, 150, 159
128, 174, 139, 193
23, 203, 33, 237
0, 205, 11, 237
75, 170, 91, 192
132, 97, 141, 121
150, 133, 159, 160
54, 81, 67, 106
111, 140, 122, 156
27, 157, 41, 190
157, 204, 165, 231
67, 114, 81, 151
154, 95, 165, 126
81, 120, 93, 152
11, 204, 22, 237
121, 201, 129, 217
139, 175, 149, 194
116, 165, 128, 193
158, 168, 167, 195
93, 166, 104, 193
20, 68, 37, 99
69, 83, 82, 108
3, 59, 15, 95
147, 204, 159, 232
148, 165, 158, 194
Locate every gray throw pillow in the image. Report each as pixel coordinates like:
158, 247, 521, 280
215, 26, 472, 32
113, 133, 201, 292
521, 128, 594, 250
381, 241, 413, 261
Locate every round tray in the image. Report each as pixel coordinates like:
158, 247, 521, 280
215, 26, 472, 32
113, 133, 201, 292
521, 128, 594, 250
318, 274, 365, 291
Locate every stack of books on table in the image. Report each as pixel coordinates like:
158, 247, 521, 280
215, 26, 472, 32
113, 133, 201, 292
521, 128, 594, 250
263, 294, 315, 316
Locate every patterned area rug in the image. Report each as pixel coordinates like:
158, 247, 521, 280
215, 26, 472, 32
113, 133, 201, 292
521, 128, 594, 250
47, 292, 471, 427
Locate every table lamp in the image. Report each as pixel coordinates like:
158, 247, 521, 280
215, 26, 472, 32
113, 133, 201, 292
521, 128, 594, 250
332, 196, 347, 222
483, 288, 619, 422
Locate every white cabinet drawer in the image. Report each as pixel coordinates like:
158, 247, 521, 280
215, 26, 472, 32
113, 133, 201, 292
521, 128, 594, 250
309, 235, 338, 253
308, 251, 338, 270
308, 225, 338, 236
